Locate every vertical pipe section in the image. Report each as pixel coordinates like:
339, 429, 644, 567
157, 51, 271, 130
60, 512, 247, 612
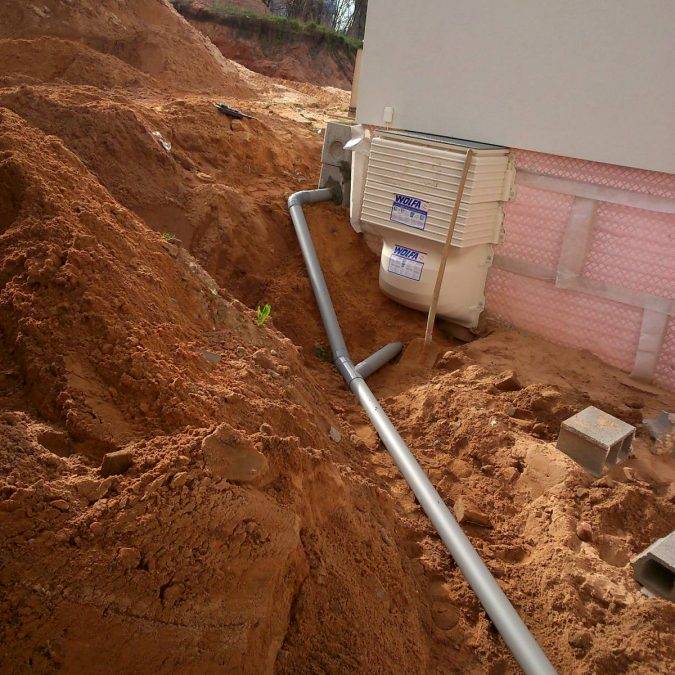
288, 188, 556, 675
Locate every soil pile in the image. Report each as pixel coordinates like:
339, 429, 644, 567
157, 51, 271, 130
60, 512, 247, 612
175, 1, 355, 88
0, 0, 251, 95
0, 107, 475, 673
1, 0, 674, 673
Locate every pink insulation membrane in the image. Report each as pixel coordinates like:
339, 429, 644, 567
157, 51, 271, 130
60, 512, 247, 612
513, 149, 675, 199
486, 150, 675, 390
583, 203, 675, 299
498, 185, 571, 267
486, 268, 642, 373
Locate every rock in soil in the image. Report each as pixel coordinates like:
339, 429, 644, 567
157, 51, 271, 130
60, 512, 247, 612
100, 449, 133, 477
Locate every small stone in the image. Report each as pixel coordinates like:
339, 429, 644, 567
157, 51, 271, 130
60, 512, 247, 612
576, 521, 593, 542
454, 497, 491, 528
624, 398, 644, 410
594, 475, 614, 488
230, 119, 244, 131
329, 426, 342, 443
201, 350, 222, 364
202, 424, 268, 482
532, 422, 548, 436
252, 349, 274, 370
569, 629, 592, 652
259, 423, 273, 435
162, 582, 185, 607
493, 370, 522, 392
431, 602, 460, 629
89, 521, 103, 536
170, 472, 188, 489
50, 499, 70, 511
74, 477, 110, 503
235, 346, 246, 357
117, 546, 141, 570
101, 449, 133, 477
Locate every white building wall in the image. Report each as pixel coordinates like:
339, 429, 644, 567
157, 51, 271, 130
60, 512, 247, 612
357, 0, 675, 174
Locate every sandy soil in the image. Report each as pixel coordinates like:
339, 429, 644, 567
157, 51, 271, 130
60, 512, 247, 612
0, 1, 673, 673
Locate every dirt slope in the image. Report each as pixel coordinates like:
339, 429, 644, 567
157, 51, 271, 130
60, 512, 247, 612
0, 0, 674, 673
0, 106, 471, 673
186, 15, 355, 88
0, 0, 251, 95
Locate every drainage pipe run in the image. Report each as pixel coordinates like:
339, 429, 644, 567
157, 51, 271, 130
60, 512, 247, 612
288, 187, 556, 675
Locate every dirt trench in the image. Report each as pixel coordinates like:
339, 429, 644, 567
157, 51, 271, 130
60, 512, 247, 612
0, 1, 674, 673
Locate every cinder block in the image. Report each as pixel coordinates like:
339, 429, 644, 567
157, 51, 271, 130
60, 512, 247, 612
631, 531, 675, 601
319, 121, 352, 208
557, 406, 634, 477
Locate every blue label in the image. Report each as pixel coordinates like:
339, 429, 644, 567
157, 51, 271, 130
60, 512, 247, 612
392, 245, 420, 260
390, 193, 428, 230
388, 244, 425, 282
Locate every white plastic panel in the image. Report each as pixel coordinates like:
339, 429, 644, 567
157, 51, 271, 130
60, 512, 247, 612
361, 136, 511, 246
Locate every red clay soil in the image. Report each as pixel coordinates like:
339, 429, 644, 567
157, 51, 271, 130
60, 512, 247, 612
1, 1, 674, 673
187, 16, 355, 89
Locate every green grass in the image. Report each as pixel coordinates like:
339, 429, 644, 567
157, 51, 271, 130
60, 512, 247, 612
171, 1, 361, 57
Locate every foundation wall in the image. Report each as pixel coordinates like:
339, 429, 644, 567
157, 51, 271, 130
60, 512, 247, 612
486, 150, 675, 390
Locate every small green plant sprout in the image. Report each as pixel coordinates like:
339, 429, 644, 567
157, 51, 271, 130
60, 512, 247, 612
162, 231, 175, 241
256, 303, 271, 327
314, 345, 331, 362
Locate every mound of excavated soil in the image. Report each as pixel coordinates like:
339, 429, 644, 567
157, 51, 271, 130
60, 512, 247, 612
187, 16, 355, 89
0, 0, 251, 95
0, 107, 478, 673
0, 38, 154, 90
1, 0, 674, 673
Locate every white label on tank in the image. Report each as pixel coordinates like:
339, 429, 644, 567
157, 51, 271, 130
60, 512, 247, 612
390, 194, 428, 230
388, 244, 426, 281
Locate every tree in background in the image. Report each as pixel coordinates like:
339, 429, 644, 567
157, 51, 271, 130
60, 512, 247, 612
262, 0, 368, 39
346, 0, 366, 38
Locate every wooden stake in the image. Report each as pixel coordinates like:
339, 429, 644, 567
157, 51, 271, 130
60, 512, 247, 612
424, 148, 474, 345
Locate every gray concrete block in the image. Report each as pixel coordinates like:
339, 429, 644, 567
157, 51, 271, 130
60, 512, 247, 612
631, 530, 675, 601
557, 406, 635, 477
320, 120, 352, 167
319, 121, 352, 208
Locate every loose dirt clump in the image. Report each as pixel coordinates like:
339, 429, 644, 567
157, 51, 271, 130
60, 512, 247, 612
1, 0, 674, 673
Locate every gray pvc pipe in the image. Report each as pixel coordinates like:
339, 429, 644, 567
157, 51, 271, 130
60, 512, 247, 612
355, 342, 403, 378
288, 187, 556, 675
